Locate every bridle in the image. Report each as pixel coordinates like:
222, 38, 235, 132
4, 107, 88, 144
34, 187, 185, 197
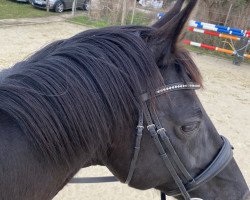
69, 82, 233, 200
125, 82, 233, 200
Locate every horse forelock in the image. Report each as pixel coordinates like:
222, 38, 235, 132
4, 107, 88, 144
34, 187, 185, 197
175, 47, 203, 86
0, 26, 163, 166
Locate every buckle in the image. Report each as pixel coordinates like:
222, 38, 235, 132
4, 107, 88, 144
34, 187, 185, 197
136, 125, 144, 131
157, 128, 166, 134
147, 124, 156, 131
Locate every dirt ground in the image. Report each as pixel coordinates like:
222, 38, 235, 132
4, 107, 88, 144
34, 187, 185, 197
0, 21, 249, 200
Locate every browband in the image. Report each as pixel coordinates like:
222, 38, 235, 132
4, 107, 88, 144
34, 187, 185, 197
141, 83, 201, 102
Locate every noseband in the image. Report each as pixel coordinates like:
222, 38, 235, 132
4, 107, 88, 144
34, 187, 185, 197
125, 82, 233, 200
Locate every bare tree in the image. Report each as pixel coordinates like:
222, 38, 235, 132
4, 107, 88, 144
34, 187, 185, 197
121, 0, 127, 25
130, 0, 137, 24
72, 0, 77, 15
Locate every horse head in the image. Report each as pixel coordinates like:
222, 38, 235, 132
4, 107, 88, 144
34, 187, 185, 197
0, 0, 249, 199
105, 0, 250, 199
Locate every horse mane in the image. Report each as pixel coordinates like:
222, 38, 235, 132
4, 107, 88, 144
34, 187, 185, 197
0, 26, 164, 166
0, 24, 202, 166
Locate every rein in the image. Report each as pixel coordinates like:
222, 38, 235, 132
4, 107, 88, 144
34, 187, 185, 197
70, 82, 233, 200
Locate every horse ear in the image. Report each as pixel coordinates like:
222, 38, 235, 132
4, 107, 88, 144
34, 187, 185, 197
148, 0, 198, 66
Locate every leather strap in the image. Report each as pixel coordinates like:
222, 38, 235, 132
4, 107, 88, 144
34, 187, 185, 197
150, 105, 194, 182
161, 192, 167, 200
125, 111, 144, 184
166, 136, 233, 196
143, 102, 191, 200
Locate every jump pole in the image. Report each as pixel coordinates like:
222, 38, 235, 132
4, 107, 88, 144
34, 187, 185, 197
189, 20, 250, 38
157, 14, 250, 38
183, 39, 250, 59
188, 27, 241, 41
193, 20, 245, 33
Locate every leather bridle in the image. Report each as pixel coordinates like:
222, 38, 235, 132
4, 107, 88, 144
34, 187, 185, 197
70, 82, 233, 200
125, 82, 233, 200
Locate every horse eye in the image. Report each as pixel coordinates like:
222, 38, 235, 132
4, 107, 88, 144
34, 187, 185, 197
181, 122, 200, 133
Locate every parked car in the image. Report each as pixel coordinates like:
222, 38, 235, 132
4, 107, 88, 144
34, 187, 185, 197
31, 0, 90, 13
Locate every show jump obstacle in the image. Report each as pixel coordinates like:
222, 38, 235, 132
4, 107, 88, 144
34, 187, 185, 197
186, 20, 250, 65
158, 13, 250, 65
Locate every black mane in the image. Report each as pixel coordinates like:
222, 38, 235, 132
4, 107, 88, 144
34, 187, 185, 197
0, 26, 164, 165
0, 23, 202, 166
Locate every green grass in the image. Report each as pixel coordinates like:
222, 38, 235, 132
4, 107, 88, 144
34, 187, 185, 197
68, 11, 151, 28
126, 11, 152, 26
68, 15, 110, 28
0, 0, 55, 19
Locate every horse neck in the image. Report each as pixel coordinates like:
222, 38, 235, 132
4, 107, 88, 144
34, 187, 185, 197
0, 111, 84, 200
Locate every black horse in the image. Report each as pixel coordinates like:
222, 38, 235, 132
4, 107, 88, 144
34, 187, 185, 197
0, 0, 249, 199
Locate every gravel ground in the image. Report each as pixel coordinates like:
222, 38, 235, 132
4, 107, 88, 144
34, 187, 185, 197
0, 21, 249, 200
